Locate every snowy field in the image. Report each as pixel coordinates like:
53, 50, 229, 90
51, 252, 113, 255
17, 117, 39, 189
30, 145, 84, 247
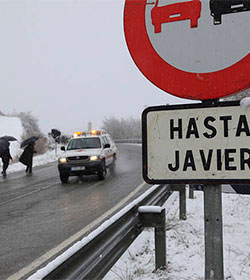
104, 190, 250, 280
0, 115, 62, 174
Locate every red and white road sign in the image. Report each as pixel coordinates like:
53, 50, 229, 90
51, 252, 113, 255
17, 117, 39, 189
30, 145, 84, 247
124, 0, 250, 100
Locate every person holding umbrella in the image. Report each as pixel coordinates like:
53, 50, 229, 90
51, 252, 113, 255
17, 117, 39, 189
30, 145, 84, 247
0, 140, 12, 178
19, 136, 39, 174
0, 136, 16, 178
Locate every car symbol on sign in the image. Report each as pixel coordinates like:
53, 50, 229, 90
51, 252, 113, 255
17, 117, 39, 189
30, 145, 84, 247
151, 0, 202, 33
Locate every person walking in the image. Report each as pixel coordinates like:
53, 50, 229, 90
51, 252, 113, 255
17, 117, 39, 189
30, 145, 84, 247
19, 142, 36, 174
0, 142, 12, 178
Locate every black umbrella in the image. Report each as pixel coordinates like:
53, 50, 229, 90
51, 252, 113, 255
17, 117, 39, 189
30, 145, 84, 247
0, 135, 17, 141
21, 136, 40, 148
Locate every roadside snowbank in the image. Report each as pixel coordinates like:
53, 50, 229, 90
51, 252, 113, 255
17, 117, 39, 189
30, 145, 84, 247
105, 191, 250, 280
0, 116, 24, 158
0, 115, 63, 173
5, 148, 62, 174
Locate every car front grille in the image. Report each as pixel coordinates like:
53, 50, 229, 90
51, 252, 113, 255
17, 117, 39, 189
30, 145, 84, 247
67, 156, 89, 162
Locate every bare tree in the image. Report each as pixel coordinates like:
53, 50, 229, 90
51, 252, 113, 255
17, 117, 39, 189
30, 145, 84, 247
102, 116, 141, 140
13, 112, 47, 154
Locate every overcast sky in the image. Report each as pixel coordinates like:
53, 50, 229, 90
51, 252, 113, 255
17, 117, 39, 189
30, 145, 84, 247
0, 0, 189, 135
1, 0, 249, 135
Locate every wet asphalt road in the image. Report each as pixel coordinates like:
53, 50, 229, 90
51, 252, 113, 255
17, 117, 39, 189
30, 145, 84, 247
0, 144, 151, 280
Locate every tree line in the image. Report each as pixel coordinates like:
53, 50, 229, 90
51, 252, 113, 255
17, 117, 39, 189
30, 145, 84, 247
102, 116, 141, 140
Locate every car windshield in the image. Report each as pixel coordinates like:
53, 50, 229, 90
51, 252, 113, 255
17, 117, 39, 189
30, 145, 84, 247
67, 137, 101, 150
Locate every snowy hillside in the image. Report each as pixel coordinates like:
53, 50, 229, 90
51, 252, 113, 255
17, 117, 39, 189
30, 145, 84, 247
0, 116, 24, 159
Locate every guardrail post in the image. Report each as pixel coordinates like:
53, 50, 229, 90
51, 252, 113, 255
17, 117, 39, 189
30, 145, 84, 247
170, 184, 186, 220
138, 206, 166, 270
189, 185, 194, 199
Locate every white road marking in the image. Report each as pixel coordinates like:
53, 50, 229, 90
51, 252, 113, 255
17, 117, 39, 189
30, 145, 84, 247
0, 184, 55, 206
7, 181, 147, 280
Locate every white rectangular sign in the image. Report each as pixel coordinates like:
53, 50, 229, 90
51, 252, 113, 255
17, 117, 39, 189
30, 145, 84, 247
142, 101, 250, 184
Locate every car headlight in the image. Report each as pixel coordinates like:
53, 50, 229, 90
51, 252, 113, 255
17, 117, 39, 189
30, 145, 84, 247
59, 157, 67, 163
90, 155, 98, 161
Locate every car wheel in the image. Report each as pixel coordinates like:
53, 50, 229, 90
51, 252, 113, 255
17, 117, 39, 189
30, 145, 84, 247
60, 172, 69, 184
98, 161, 106, 180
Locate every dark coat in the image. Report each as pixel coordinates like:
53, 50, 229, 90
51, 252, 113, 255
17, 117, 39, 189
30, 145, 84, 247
19, 144, 35, 167
1, 149, 12, 162
0, 142, 12, 162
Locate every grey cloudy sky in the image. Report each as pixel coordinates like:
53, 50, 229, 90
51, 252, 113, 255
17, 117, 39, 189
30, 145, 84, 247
1, 0, 248, 135
0, 0, 188, 135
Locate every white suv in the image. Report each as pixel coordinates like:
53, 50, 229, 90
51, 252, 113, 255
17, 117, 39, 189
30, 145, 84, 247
58, 130, 117, 183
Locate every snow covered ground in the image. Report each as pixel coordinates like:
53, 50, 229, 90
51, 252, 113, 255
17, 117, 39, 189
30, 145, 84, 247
0, 115, 24, 160
0, 115, 62, 174
104, 190, 250, 280
0, 138, 62, 175
5, 147, 62, 174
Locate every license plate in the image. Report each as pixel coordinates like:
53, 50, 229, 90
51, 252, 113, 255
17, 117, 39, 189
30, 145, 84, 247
71, 166, 85, 171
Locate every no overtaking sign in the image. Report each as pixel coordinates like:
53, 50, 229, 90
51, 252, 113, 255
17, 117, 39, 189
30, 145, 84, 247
142, 101, 250, 184
124, 0, 250, 100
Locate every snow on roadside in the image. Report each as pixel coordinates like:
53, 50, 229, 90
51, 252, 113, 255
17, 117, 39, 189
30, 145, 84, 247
0, 115, 63, 173
2, 148, 63, 174
105, 190, 250, 280
0, 116, 24, 159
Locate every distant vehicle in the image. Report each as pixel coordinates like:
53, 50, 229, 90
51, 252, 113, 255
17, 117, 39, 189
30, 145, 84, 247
151, 0, 201, 33
58, 130, 118, 183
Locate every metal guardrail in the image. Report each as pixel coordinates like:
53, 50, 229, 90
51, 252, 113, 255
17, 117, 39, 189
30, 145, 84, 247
113, 138, 142, 144
28, 185, 171, 280
28, 184, 187, 280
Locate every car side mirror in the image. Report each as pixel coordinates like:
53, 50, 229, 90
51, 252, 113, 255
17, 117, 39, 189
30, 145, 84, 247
61, 146, 66, 151
104, 143, 110, 149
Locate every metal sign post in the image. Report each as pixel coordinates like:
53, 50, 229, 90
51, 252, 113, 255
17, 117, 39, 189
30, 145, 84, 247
203, 101, 224, 280
204, 184, 224, 280
51, 129, 61, 158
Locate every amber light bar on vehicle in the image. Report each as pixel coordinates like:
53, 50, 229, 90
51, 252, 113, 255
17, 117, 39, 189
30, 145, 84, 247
90, 130, 104, 135
72, 130, 105, 137
73, 131, 83, 137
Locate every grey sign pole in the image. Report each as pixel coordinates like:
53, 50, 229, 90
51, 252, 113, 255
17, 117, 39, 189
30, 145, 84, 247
203, 184, 224, 280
